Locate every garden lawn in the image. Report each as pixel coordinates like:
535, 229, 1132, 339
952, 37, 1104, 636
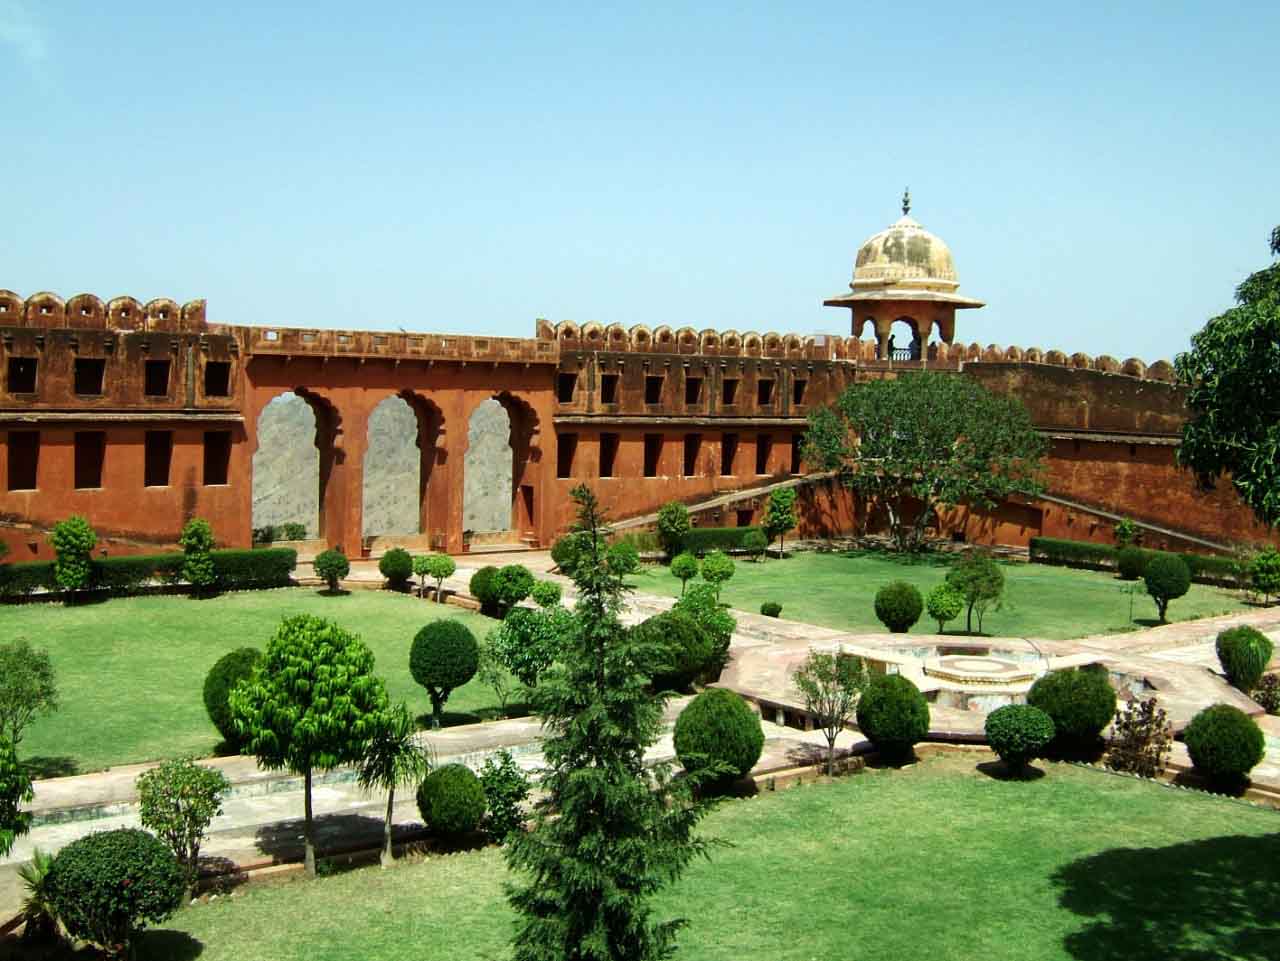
634, 550, 1249, 639
0, 589, 509, 776
126, 753, 1278, 961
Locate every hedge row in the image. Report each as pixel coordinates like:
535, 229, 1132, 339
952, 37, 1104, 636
0, 548, 297, 597
1029, 537, 1238, 585
681, 526, 764, 556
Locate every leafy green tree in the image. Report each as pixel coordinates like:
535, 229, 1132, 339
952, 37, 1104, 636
1249, 547, 1280, 604
700, 549, 735, 599
673, 582, 736, 682
1113, 518, 1140, 547
179, 518, 217, 594
804, 374, 1046, 552
0, 735, 33, 858
479, 748, 531, 843
415, 553, 456, 601
792, 649, 869, 776
530, 579, 562, 608
656, 501, 691, 558
409, 620, 480, 728
670, 552, 699, 594
742, 529, 768, 562
479, 631, 517, 718
505, 486, 715, 961
136, 758, 231, 896
230, 614, 389, 876
762, 488, 798, 557
1143, 553, 1191, 623
490, 605, 573, 688
313, 548, 350, 593
945, 552, 1005, 633
925, 583, 964, 634
356, 702, 431, 868
0, 639, 59, 748
1176, 227, 1280, 528
49, 515, 96, 594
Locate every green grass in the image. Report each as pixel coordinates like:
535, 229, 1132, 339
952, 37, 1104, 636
108, 754, 1280, 961
1, 589, 510, 776
635, 551, 1249, 639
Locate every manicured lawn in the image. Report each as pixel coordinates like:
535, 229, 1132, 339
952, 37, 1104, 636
128, 753, 1278, 961
633, 551, 1249, 639
0, 589, 509, 776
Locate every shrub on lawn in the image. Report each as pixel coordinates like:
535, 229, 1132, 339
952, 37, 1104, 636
925, 583, 964, 633
489, 604, 572, 687
1183, 704, 1265, 787
673, 688, 764, 786
529, 579, 561, 609
379, 548, 414, 591
416, 764, 486, 838
743, 529, 768, 562
1116, 546, 1147, 581
1215, 626, 1274, 692
672, 582, 736, 683
1106, 697, 1173, 778
874, 581, 923, 633
415, 553, 456, 601
606, 540, 641, 576
656, 501, 692, 558
410, 620, 480, 728
478, 748, 531, 843
492, 564, 535, 614
945, 552, 1005, 633
632, 611, 713, 692
671, 552, 699, 594
136, 758, 231, 895
985, 704, 1055, 774
1250, 547, 1280, 603
760, 601, 782, 617
856, 674, 929, 760
49, 516, 96, 594
1143, 553, 1191, 622
45, 828, 184, 957
179, 518, 217, 594
202, 647, 262, 750
469, 566, 500, 615
1027, 667, 1117, 754
314, 549, 350, 593
549, 535, 581, 576
700, 550, 736, 597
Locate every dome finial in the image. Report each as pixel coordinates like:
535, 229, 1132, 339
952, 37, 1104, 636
902, 187, 911, 216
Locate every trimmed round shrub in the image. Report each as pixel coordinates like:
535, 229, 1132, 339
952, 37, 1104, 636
1183, 704, 1265, 785
633, 611, 713, 691
743, 529, 769, 560
378, 547, 414, 589
550, 535, 580, 575
874, 581, 923, 633
1116, 546, 1147, 581
1143, 553, 1191, 622
1216, 626, 1274, 692
410, 620, 480, 727
202, 647, 261, 749
925, 583, 964, 633
606, 540, 640, 576
1027, 667, 1117, 751
671, 552, 700, 591
760, 601, 782, 617
469, 565, 500, 614
673, 688, 765, 784
530, 579, 562, 609
856, 674, 929, 759
985, 704, 1055, 773
656, 501, 692, 558
700, 550, 736, 593
45, 828, 184, 955
492, 564, 535, 612
314, 548, 350, 592
416, 764, 486, 837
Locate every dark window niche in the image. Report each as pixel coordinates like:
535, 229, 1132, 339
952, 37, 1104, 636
644, 375, 664, 405
599, 432, 620, 478
600, 373, 620, 404
74, 431, 106, 489
736, 508, 754, 527
556, 372, 578, 403
683, 434, 701, 476
74, 358, 106, 396
793, 379, 807, 405
757, 379, 775, 406
144, 360, 171, 397
756, 434, 773, 475
643, 434, 663, 477
204, 361, 232, 398
722, 378, 739, 405
144, 431, 173, 487
684, 377, 702, 405
720, 433, 739, 476
203, 431, 232, 485
7, 357, 37, 394
790, 433, 803, 474
7, 431, 39, 490
557, 433, 578, 479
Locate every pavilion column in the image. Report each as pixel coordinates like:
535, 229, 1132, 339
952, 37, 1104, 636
873, 317, 893, 359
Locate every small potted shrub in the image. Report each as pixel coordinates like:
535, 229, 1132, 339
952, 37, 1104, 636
874, 581, 923, 633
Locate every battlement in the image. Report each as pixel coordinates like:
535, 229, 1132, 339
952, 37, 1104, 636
0, 290, 206, 332
238, 325, 558, 365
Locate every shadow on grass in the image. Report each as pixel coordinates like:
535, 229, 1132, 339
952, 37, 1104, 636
838, 549, 955, 568
253, 812, 391, 864
316, 587, 352, 597
975, 759, 1047, 781
0, 930, 203, 961
414, 706, 531, 729
1052, 833, 1280, 960
22, 755, 79, 779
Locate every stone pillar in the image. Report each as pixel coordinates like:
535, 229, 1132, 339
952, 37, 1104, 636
873, 317, 893, 360
936, 312, 956, 345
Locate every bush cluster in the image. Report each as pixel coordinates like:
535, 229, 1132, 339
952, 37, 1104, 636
203, 647, 262, 750
489, 604, 572, 687
656, 501, 692, 558
1029, 536, 1238, 585
1026, 667, 1117, 753
673, 689, 764, 786
491, 564, 535, 612
1183, 704, 1265, 785
855, 674, 929, 759
416, 764, 486, 837
0, 548, 297, 597
1215, 626, 1274, 692
633, 611, 713, 691
874, 581, 923, 633
252, 522, 308, 544
743, 529, 769, 561
680, 526, 766, 556
529, 579, 562, 609
984, 704, 1055, 773
672, 583, 735, 683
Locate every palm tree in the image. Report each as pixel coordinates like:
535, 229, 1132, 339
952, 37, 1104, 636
357, 703, 432, 868
18, 847, 59, 944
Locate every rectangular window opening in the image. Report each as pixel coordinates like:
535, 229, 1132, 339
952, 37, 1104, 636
7, 431, 38, 491
599, 432, 620, 478
644, 375, 664, 405
757, 379, 775, 406
203, 431, 232, 485
684, 377, 702, 406
144, 431, 173, 487
74, 431, 106, 489
600, 373, 620, 404
720, 433, 739, 476
643, 434, 663, 477
721, 378, 739, 406
790, 433, 803, 475
144, 360, 171, 397
74, 358, 106, 396
204, 361, 232, 398
683, 434, 702, 476
736, 508, 754, 527
7, 357, 37, 394
556, 372, 578, 403
756, 434, 773, 475
556, 433, 578, 479
793, 379, 807, 405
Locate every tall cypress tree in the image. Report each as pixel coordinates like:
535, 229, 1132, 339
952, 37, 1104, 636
505, 485, 714, 961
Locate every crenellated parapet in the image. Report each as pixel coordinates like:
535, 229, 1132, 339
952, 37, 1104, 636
0, 290, 206, 332
541, 319, 837, 361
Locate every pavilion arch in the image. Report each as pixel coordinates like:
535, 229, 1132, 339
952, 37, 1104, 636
362, 392, 446, 538
252, 388, 341, 540
462, 391, 541, 543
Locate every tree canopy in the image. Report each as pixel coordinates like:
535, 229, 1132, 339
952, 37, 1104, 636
804, 373, 1046, 551
1175, 226, 1280, 528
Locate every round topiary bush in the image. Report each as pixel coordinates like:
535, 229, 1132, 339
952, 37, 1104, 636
1183, 704, 1265, 786
416, 764, 486, 838
1215, 626, 1275, 692
314, 548, 350, 592
492, 564, 535, 613
550, 535, 581, 575
45, 828, 184, 955
673, 688, 765, 785
469, 565, 500, 614
925, 583, 964, 633
760, 601, 782, 617
378, 547, 414, 590
985, 704, 1055, 773
1143, 552, 1192, 622
633, 611, 713, 691
743, 529, 769, 561
530, 579, 562, 609
855, 674, 930, 759
1026, 667, 1117, 753
410, 620, 480, 728
202, 647, 261, 750
874, 581, 924, 633
1116, 546, 1147, 581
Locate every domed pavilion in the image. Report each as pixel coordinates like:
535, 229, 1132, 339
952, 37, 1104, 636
824, 191, 984, 360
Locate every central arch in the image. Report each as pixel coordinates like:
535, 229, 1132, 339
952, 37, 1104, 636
462, 392, 540, 546
362, 392, 445, 541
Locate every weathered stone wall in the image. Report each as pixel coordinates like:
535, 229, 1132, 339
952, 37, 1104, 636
463, 399, 513, 534
251, 394, 320, 538
362, 396, 420, 537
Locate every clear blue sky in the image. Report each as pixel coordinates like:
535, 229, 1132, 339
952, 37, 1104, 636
2, 1, 1277, 361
